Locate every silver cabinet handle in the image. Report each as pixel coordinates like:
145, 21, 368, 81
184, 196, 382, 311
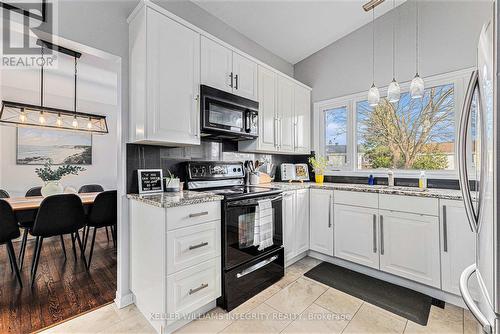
229, 72, 234, 88
457, 70, 479, 233
460, 264, 492, 334
236, 255, 278, 278
194, 94, 200, 137
189, 211, 209, 218
189, 241, 209, 250
372, 214, 377, 253
442, 205, 448, 252
380, 215, 384, 255
328, 194, 332, 228
273, 117, 278, 148
235, 74, 239, 90
293, 122, 297, 150
189, 283, 208, 295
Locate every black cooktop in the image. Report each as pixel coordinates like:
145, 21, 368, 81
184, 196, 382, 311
197, 186, 282, 200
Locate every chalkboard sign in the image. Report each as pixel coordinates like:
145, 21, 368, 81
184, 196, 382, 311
137, 169, 164, 194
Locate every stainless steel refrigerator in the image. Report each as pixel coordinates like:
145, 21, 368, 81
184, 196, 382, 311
458, 2, 499, 333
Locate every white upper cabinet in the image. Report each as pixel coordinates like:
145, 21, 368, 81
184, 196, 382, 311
129, 6, 200, 146
379, 210, 441, 288
255, 66, 278, 151
277, 75, 295, 152
294, 85, 311, 154
309, 189, 333, 256
201, 36, 233, 93
232, 52, 258, 100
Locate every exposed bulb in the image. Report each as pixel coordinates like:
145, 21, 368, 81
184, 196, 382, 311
56, 114, 62, 127
367, 83, 380, 107
410, 73, 425, 99
72, 116, 78, 128
87, 118, 92, 129
387, 79, 401, 103
39, 112, 46, 124
19, 109, 26, 123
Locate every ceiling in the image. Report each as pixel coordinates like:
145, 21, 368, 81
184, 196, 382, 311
193, 0, 407, 64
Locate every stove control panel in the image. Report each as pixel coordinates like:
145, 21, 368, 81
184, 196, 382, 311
187, 162, 244, 180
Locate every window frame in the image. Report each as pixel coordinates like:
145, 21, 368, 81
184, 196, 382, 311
313, 68, 474, 178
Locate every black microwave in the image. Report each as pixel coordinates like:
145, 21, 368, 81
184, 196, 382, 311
200, 85, 258, 140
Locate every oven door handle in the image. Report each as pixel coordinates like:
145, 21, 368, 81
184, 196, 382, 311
227, 195, 282, 207
236, 255, 279, 279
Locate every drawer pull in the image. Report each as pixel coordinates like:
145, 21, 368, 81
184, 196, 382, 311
189, 283, 208, 295
189, 211, 209, 218
189, 242, 209, 250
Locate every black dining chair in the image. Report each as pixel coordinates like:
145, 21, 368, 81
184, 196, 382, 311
0, 199, 23, 287
25, 187, 42, 197
78, 184, 109, 244
30, 194, 87, 287
84, 190, 117, 269
0, 189, 9, 198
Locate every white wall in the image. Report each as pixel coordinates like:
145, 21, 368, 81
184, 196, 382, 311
294, 0, 493, 103
0, 52, 119, 196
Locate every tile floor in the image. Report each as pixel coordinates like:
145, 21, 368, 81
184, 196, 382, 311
40, 257, 482, 334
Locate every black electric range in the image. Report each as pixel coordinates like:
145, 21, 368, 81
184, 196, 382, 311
186, 161, 284, 311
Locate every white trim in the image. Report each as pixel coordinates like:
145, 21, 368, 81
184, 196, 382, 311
313, 68, 475, 178
114, 292, 135, 309
127, 0, 311, 91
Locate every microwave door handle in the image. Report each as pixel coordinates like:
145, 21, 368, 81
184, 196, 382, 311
245, 110, 251, 133
458, 70, 479, 233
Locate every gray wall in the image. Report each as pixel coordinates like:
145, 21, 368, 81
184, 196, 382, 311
294, 0, 493, 103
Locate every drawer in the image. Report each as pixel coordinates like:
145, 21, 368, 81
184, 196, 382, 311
166, 257, 221, 323
166, 221, 221, 274
379, 194, 438, 216
166, 201, 221, 230
334, 190, 378, 209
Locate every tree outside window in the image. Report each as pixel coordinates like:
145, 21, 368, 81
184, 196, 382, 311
324, 106, 348, 168
357, 83, 455, 170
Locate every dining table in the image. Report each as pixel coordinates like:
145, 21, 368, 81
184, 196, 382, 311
4, 192, 100, 211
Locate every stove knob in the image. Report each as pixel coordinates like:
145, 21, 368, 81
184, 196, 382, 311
237, 168, 241, 172
233, 168, 237, 172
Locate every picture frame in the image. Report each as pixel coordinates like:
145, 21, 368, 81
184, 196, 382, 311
137, 169, 164, 194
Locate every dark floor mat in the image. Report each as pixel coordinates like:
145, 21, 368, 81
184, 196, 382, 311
304, 262, 436, 325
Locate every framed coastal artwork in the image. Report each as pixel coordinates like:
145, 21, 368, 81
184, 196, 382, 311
17, 128, 92, 165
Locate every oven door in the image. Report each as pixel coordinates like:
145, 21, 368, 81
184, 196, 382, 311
224, 194, 283, 270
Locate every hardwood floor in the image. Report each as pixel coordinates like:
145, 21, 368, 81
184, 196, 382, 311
0, 228, 117, 334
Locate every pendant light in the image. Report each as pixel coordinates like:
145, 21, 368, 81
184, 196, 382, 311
367, 7, 380, 107
410, 0, 424, 98
387, 0, 400, 103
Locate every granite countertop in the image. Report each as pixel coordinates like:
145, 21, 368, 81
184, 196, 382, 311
127, 190, 223, 208
265, 182, 467, 200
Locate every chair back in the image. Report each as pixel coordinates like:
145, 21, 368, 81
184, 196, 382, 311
88, 190, 117, 227
25, 186, 42, 197
0, 200, 20, 243
0, 189, 9, 198
32, 194, 85, 237
78, 184, 104, 194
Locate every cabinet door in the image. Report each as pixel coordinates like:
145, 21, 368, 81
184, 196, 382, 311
440, 200, 478, 296
294, 85, 311, 154
233, 52, 258, 100
309, 189, 333, 256
379, 210, 441, 288
295, 189, 310, 255
277, 75, 295, 152
334, 205, 379, 269
147, 8, 200, 145
201, 36, 233, 93
257, 66, 278, 151
283, 191, 296, 263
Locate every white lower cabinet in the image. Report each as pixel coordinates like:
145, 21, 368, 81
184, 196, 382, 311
283, 191, 296, 262
283, 189, 310, 265
334, 204, 380, 269
440, 199, 478, 297
378, 210, 441, 288
309, 189, 333, 256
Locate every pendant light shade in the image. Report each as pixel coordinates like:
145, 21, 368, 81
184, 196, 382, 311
410, 0, 424, 99
387, 79, 401, 103
367, 6, 379, 106
368, 84, 380, 106
410, 74, 425, 99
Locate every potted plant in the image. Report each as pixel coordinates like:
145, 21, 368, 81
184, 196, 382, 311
308, 155, 329, 184
164, 169, 180, 192
35, 161, 86, 197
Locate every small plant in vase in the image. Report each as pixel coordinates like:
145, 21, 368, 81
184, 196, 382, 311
164, 169, 180, 192
309, 155, 329, 184
35, 162, 86, 197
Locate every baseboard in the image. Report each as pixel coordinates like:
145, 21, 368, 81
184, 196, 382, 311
114, 291, 135, 309
307, 251, 468, 309
285, 250, 308, 267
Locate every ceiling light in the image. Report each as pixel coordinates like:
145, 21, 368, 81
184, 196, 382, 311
72, 115, 78, 128
19, 108, 26, 123
56, 113, 62, 126
410, 0, 424, 99
38, 111, 45, 124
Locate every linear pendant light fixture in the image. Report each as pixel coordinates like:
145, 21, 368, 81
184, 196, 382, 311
367, 6, 380, 107
386, 0, 400, 103
0, 39, 108, 134
410, 0, 424, 98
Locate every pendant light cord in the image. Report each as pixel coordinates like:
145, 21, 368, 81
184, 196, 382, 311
415, 0, 419, 75
372, 7, 375, 84
40, 47, 44, 107
392, 0, 396, 80
74, 56, 77, 113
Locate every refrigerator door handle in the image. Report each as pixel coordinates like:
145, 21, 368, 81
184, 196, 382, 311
459, 264, 492, 334
458, 70, 479, 233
